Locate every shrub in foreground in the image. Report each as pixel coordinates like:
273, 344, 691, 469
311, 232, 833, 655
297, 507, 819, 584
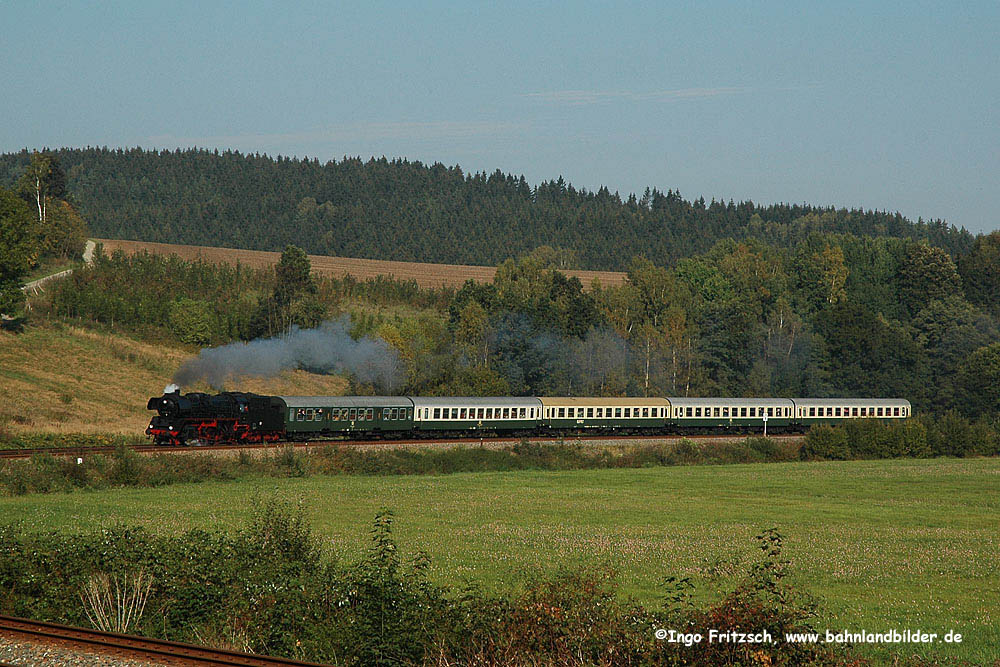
0, 500, 864, 665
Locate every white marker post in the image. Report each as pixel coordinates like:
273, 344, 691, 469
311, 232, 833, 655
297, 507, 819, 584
762, 413, 768, 437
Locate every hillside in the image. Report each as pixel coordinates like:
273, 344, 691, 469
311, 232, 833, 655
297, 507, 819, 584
0, 148, 975, 270
0, 323, 347, 436
95, 239, 627, 290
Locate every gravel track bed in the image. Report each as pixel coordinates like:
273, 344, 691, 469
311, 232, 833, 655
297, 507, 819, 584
0, 636, 159, 666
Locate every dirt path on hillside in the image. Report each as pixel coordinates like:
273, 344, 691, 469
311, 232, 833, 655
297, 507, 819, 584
21, 240, 96, 295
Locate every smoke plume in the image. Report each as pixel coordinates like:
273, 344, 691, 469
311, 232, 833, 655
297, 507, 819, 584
173, 316, 403, 392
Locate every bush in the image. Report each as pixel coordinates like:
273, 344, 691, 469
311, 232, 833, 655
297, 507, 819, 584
0, 508, 865, 666
801, 425, 850, 460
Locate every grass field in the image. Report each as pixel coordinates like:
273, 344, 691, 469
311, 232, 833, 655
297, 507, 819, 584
0, 323, 347, 435
95, 238, 628, 291
2, 457, 996, 662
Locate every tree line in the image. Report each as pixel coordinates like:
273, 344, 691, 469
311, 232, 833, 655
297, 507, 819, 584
0, 147, 976, 270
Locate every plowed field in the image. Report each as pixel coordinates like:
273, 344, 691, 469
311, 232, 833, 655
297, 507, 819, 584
95, 239, 627, 290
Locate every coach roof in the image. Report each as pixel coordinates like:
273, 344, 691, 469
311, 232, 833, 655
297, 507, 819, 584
666, 397, 794, 406
279, 396, 413, 408
540, 397, 670, 407
790, 398, 910, 406
410, 396, 542, 407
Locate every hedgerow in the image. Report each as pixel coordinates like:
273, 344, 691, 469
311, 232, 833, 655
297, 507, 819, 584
0, 499, 858, 665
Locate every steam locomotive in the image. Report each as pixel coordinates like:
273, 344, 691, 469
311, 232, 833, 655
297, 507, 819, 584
146, 386, 911, 446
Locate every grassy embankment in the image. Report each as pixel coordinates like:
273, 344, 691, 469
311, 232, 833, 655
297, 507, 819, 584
0, 321, 346, 439
1, 457, 996, 663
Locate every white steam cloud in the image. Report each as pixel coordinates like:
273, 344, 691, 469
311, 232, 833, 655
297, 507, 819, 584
173, 316, 403, 392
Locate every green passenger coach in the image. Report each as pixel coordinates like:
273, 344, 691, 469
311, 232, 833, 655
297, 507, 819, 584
281, 396, 414, 438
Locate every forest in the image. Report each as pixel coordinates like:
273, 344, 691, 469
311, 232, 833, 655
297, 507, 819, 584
40, 231, 1000, 422
0, 147, 975, 269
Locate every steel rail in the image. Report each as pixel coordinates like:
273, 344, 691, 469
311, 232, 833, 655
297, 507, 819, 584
0, 615, 327, 666
0, 432, 801, 460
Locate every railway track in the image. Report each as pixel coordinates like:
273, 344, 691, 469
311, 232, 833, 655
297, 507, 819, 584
0, 615, 327, 666
0, 433, 800, 460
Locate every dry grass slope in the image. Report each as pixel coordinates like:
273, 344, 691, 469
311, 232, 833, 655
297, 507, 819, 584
95, 239, 628, 291
0, 324, 347, 435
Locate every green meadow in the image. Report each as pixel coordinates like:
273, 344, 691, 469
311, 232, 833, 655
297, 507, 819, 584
2, 457, 998, 663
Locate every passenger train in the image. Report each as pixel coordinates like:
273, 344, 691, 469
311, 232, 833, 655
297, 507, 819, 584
146, 389, 911, 446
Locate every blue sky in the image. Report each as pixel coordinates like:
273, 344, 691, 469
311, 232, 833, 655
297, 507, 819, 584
2, 1, 997, 233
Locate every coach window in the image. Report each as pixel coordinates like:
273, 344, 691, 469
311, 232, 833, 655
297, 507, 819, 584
722, 407, 729, 418
893, 407, 900, 416
431, 408, 439, 419
556, 407, 564, 418
366, 408, 374, 420
585, 408, 592, 418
